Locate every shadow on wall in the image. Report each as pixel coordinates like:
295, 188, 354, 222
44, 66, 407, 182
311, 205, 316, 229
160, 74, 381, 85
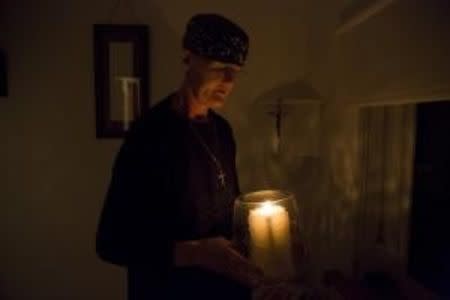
251, 79, 321, 105
239, 79, 331, 282
241, 79, 322, 189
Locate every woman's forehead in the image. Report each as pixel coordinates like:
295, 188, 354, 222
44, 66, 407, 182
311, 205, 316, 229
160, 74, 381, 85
206, 59, 241, 71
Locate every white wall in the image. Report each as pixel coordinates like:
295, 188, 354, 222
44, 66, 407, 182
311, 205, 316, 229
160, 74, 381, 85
336, 0, 450, 105
322, 0, 450, 276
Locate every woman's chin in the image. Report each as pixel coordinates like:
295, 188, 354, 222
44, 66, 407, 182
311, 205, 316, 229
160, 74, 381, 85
209, 95, 226, 109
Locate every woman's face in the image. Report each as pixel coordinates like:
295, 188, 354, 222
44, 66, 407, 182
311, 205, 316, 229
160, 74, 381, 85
185, 52, 242, 110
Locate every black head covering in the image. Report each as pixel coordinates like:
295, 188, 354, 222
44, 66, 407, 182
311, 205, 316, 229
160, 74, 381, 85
182, 14, 249, 66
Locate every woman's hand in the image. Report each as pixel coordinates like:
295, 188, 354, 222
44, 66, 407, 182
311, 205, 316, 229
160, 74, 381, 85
253, 281, 308, 300
175, 237, 264, 287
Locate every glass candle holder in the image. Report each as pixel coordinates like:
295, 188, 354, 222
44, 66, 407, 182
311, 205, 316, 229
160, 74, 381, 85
233, 190, 303, 282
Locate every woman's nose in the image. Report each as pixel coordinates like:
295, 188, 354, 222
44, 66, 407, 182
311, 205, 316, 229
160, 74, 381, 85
222, 68, 238, 82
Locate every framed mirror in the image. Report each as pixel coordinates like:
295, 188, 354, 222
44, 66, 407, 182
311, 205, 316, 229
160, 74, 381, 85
93, 24, 149, 138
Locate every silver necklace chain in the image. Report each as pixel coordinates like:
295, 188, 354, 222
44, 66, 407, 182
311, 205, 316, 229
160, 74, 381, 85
189, 121, 226, 189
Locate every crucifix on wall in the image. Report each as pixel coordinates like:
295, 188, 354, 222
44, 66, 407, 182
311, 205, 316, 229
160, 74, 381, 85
264, 96, 322, 157
267, 98, 289, 154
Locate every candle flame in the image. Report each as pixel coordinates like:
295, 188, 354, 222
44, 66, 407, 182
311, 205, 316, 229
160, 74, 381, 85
259, 201, 276, 216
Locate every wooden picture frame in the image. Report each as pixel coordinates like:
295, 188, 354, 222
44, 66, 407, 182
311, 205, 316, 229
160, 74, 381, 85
93, 24, 149, 138
0, 49, 7, 97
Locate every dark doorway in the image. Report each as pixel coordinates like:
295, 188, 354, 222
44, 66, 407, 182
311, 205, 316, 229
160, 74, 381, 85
409, 100, 450, 298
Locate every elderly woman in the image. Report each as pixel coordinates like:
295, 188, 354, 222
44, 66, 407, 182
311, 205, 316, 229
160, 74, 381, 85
96, 13, 263, 300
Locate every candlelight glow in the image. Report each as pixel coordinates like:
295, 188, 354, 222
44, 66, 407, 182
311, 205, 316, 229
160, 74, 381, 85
255, 201, 281, 217
248, 200, 295, 278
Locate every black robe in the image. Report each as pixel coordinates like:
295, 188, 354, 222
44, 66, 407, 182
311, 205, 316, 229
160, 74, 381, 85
96, 95, 251, 299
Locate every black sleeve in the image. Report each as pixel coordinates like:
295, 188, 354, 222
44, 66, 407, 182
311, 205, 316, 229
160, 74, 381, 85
95, 121, 175, 281
224, 120, 240, 197
230, 129, 240, 197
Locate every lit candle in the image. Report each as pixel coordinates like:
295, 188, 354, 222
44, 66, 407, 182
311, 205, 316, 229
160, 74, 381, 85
117, 77, 140, 131
123, 81, 132, 131
117, 77, 131, 131
248, 201, 295, 279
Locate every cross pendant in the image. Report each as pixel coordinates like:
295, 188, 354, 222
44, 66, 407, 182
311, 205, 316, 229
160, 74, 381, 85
218, 170, 226, 188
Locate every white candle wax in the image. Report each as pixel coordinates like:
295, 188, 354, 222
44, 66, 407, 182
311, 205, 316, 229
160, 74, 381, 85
248, 201, 295, 279
117, 77, 141, 131
122, 82, 130, 131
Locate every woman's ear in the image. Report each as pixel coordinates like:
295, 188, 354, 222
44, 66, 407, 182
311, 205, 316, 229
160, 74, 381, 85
182, 49, 191, 65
